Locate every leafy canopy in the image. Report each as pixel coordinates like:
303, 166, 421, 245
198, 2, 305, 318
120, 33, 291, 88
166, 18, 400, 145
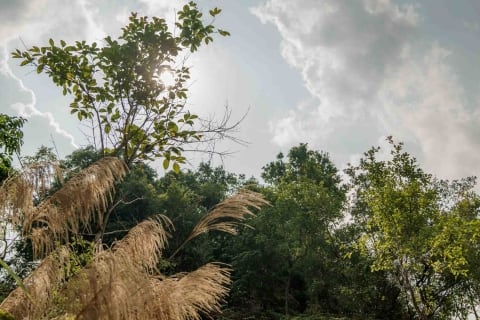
12, 2, 229, 170
346, 137, 480, 320
0, 114, 26, 181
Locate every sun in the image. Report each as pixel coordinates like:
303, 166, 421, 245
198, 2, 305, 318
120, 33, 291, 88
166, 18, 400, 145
155, 65, 176, 90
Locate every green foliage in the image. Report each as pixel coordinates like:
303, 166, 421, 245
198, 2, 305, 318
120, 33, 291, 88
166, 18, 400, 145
0, 258, 32, 303
0, 114, 25, 158
61, 145, 99, 175
262, 143, 342, 190
12, 2, 229, 168
64, 237, 94, 279
0, 114, 26, 181
346, 137, 480, 319
155, 163, 246, 272
231, 145, 349, 317
21, 146, 60, 202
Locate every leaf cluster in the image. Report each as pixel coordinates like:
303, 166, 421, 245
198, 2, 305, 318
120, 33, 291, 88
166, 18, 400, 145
346, 137, 480, 319
11, 2, 229, 170
0, 114, 26, 181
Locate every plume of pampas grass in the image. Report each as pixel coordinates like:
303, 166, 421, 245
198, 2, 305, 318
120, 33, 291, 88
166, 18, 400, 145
170, 189, 268, 258
23, 157, 128, 258
148, 263, 231, 320
60, 217, 171, 319
0, 156, 62, 226
191, 189, 267, 236
0, 172, 34, 227
68, 191, 266, 319
0, 247, 70, 319
70, 220, 231, 320
1, 174, 266, 320
112, 215, 172, 271
0, 157, 127, 318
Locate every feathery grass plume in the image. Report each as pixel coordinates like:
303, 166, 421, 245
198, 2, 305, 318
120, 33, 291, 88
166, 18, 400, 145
171, 189, 268, 258
72, 251, 148, 320
74, 260, 231, 319
0, 157, 62, 229
1, 188, 266, 319
190, 189, 267, 236
62, 191, 266, 319
60, 217, 171, 318
112, 215, 172, 270
149, 263, 231, 320
22, 156, 62, 199
0, 246, 70, 319
0, 172, 34, 227
23, 157, 128, 258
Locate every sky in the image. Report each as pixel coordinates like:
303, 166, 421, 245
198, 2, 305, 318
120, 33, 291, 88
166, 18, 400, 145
0, 0, 479, 182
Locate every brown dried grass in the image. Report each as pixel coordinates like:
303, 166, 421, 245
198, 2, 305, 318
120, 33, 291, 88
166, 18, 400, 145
61, 191, 266, 319
170, 189, 268, 258
23, 157, 128, 257
0, 172, 34, 227
1, 169, 267, 320
190, 189, 267, 236
0, 247, 70, 319
61, 217, 170, 318
0, 157, 63, 226
148, 263, 231, 320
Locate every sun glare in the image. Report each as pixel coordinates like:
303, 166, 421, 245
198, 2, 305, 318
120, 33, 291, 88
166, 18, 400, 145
155, 66, 176, 89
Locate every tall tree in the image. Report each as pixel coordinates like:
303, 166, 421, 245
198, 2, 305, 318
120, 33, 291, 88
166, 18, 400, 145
12, 2, 231, 169
0, 3, 269, 319
231, 144, 347, 317
346, 137, 480, 320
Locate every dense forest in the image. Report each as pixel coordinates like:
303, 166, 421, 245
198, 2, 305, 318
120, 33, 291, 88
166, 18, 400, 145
1, 2, 480, 320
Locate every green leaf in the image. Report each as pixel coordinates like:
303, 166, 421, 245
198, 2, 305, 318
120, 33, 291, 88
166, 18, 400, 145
163, 158, 170, 170
111, 111, 120, 122
218, 29, 230, 37
13, 9, 225, 167
209, 7, 222, 16
172, 162, 180, 174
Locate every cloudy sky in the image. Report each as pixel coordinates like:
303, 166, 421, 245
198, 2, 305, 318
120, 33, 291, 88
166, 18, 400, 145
1, 0, 479, 181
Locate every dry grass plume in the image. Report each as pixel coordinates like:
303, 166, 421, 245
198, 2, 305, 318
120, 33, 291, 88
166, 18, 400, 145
0, 158, 267, 320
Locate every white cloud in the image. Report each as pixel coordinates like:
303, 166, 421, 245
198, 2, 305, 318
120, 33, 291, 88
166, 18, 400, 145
0, 0, 114, 155
252, 0, 418, 114
252, 0, 480, 181
0, 47, 78, 149
380, 44, 480, 179
0, 0, 109, 47
0, 0, 44, 44
137, 0, 187, 22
